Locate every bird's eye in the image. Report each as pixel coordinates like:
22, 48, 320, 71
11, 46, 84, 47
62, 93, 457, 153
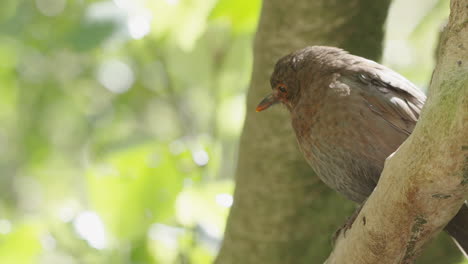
278, 86, 287, 93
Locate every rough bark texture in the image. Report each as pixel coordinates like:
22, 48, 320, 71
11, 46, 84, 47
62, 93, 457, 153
326, 0, 468, 263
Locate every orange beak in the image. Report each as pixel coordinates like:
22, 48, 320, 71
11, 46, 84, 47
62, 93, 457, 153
256, 94, 279, 112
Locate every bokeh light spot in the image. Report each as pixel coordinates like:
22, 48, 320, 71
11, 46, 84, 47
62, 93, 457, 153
0, 219, 12, 234
192, 149, 209, 166
58, 200, 79, 223
97, 60, 134, 94
128, 15, 152, 39
166, 0, 179, 5
35, 0, 66, 17
113, 0, 132, 9
169, 140, 185, 155
217, 95, 246, 138
215, 194, 233, 208
73, 211, 108, 249
40, 234, 57, 250
148, 223, 183, 248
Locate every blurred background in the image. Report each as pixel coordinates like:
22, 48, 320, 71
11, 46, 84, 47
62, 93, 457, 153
0, 0, 450, 263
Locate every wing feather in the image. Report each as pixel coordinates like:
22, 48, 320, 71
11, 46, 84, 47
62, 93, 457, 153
340, 56, 426, 135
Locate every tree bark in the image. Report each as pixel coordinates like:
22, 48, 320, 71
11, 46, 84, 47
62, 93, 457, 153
326, 0, 468, 263
215, 0, 392, 263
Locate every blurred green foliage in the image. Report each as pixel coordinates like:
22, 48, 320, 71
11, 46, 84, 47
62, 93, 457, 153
0, 0, 460, 263
383, 0, 450, 87
0, 0, 259, 263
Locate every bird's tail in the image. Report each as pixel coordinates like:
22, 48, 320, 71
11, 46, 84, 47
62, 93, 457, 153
445, 203, 468, 258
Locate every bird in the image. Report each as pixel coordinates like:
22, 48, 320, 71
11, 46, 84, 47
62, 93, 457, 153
256, 46, 468, 255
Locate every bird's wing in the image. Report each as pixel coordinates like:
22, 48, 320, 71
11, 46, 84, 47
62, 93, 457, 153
342, 59, 426, 135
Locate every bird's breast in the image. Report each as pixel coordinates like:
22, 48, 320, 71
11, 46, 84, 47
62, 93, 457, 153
291, 94, 386, 202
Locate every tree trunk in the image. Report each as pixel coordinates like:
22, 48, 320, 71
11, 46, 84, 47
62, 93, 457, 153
326, 0, 468, 263
215, 0, 464, 263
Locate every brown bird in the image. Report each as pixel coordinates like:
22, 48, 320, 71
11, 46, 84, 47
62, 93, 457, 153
256, 46, 468, 255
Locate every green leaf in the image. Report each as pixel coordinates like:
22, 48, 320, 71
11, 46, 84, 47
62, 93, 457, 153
209, 0, 261, 33
0, 0, 19, 23
0, 222, 42, 264
69, 21, 117, 51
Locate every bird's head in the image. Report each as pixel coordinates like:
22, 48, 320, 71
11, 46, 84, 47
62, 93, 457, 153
256, 52, 302, 112
256, 46, 345, 112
